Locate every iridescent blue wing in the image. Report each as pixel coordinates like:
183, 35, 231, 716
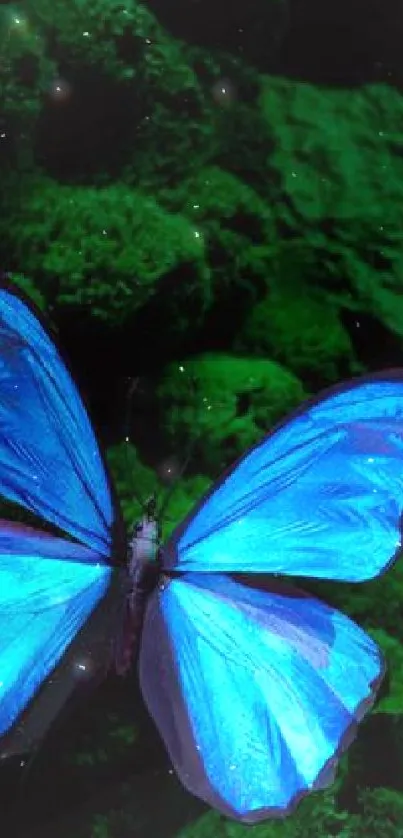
163, 372, 403, 581
0, 520, 123, 759
0, 284, 125, 757
139, 573, 382, 822
0, 284, 116, 556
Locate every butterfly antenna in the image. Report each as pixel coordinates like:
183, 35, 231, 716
157, 374, 199, 527
123, 377, 147, 515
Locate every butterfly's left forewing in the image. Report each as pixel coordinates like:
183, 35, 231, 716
139, 573, 382, 822
0, 287, 116, 556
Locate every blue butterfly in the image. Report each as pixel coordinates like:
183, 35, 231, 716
0, 280, 400, 823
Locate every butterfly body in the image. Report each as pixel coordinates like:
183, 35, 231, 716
0, 280, 401, 823
114, 511, 161, 676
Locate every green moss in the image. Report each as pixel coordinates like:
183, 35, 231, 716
0, 6, 55, 164
237, 282, 359, 384
367, 629, 403, 716
0, 176, 208, 323
107, 441, 210, 540
158, 354, 306, 476
176, 784, 403, 838
306, 558, 403, 641
106, 442, 160, 526
259, 77, 403, 344
176, 775, 356, 838
159, 473, 212, 540
260, 79, 403, 223
91, 814, 112, 838
355, 788, 403, 836
163, 166, 275, 302
4, 271, 47, 311
24, 0, 198, 91
1, 0, 215, 183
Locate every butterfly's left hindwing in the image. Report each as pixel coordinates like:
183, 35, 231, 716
139, 573, 382, 823
0, 525, 112, 745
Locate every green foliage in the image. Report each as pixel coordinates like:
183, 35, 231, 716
5, 271, 47, 311
355, 788, 403, 837
158, 354, 306, 476
177, 785, 403, 837
106, 442, 160, 525
260, 78, 403, 343
260, 80, 403, 223
163, 166, 276, 302
237, 281, 360, 384
177, 776, 357, 838
106, 442, 210, 539
367, 628, 403, 715
91, 814, 112, 838
158, 474, 211, 540
0, 176, 208, 323
24, 0, 198, 91
0, 0, 215, 183
0, 6, 55, 162
306, 559, 403, 640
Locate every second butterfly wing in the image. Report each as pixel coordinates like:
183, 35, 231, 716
162, 373, 403, 582
0, 286, 118, 555
139, 573, 382, 822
